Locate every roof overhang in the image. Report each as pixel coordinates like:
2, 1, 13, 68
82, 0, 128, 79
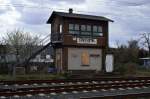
47, 11, 114, 24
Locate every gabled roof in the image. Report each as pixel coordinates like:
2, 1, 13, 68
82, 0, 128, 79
47, 11, 114, 23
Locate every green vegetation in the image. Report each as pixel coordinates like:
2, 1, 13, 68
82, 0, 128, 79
115, 62, 138, 76
115, 62, 150, 77
113, 39, 150, 77
0, 74, 66, 81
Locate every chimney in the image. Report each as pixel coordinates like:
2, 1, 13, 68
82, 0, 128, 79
69, 8, 73, 14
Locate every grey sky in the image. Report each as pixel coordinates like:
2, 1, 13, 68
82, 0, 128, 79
0, 0, 150, 47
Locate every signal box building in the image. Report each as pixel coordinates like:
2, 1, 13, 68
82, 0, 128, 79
47, 9, 113, 73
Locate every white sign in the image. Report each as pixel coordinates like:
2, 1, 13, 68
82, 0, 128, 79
77, 38, 97, 44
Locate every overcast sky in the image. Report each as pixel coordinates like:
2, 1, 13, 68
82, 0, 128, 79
0, 0, 150, 47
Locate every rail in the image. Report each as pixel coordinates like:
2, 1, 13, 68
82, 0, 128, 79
1, 77, 150, 98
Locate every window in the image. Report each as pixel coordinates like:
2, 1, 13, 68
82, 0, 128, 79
69, 24, 74, 30
81, 25, 91, 35
81, 51, 90, 66
68, 24, 103, 37
93, 26, 97, 32
87, 25, 91, 31
81, 25, 86, 31
93, 26, 103, 36
75, 24, 79, 30
90, 55, 99, 66
59, 24, 62, 33
69, 24, 79, 35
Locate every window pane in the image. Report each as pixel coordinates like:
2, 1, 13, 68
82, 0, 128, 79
93, 33, 98, 36
69, 31, 79, 34
69, 30, 75, 34
59, 24, 62, 33
93, 32, 103, 36
81, 32, 90, 35
74, 31, 79, 34
75, 24, 79, 30
99, 33, 103, 36
87, 25, 91, 31
81, 25, 86, 31
98, 26, 102, 32
93, 26, 97, 32
69, 24, 74, 30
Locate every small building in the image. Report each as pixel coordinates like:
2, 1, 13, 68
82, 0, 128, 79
47, 9, 113, 74
0, 45, 54, 73
139, 57, 150, 68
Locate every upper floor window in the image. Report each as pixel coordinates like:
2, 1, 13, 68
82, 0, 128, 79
59, 24, 62, 33
69, 24, 103, 37
69, 24, 79, 35
93, 26, 103, 36
81, 25, 91, 35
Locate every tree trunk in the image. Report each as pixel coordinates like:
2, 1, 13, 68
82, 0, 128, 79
148, 46, 150, 57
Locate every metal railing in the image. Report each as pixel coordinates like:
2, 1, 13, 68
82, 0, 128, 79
51, 33, 62, 42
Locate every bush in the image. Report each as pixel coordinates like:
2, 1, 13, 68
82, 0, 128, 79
115, 62, 138, 76
124, 62, 138, 75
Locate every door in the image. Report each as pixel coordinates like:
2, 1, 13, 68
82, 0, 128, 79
105, 54, 114, 72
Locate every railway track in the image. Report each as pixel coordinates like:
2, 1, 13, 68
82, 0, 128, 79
1, 77, 150, 98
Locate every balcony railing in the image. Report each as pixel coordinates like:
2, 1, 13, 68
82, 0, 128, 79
51, 33, 62, 42
51, 33, 106, 47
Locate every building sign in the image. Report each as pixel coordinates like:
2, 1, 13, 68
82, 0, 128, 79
77, 38, 97, 44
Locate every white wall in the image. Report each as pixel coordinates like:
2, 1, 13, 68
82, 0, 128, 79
68, 48, 102, 71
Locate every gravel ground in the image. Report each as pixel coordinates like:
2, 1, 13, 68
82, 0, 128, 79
1, 86, 150, 99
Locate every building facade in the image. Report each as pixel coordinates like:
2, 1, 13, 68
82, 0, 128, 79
47, 9, 113, 73
139, 57, 150, 68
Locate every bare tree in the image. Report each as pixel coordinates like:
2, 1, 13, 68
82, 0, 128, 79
127, 39, 139, 63
4, 29, 40, 62
3, 29, 40, 76
114, 39, 139, 64
140, 33, 150, 56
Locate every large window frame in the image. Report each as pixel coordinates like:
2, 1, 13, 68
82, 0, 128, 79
68, 24, 103, 37
93, 25, 103, 36
81, 25, 91, 36
69, 24, 80, 35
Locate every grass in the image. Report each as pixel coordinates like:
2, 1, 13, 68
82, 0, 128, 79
120, 66, 150, 77
0, 74, 66, 81
1, 65, 150, 81
135, 68, 150, 77
136, 71, 150, 77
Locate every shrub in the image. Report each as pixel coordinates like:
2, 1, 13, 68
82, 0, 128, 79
115, 62, 138, 76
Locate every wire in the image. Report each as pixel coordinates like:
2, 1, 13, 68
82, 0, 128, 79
0, 3, 66, 10
0, 2, 115, 14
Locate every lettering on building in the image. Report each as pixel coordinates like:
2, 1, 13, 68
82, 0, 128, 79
77, 38, 97, 44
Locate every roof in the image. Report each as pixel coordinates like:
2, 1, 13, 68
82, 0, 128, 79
47, 11, 114, 23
